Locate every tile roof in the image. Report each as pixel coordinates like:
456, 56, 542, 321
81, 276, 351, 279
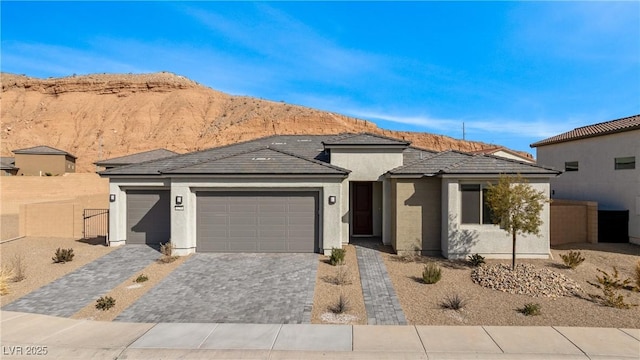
100, 133, 557, 178
531, 114, 640, 147
101, 135, 337, 176
163, 147, 349, 175
322, 132, 410, 146
0, 157, 17, 170
95, 149, 178, 166
12, 145, 77, 159
389, 150, 559, 176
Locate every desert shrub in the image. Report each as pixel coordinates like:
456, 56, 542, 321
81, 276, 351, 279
0, 267, 14, 295
467, 254, 485, 267
52, 248, 74, 263
422, 262, 442, 284
635, 260, 640, 292
588, 267, 636, 309
560, 250, 585, 269
331, 265, 352, 285
95, 296, 116, 311
158, 242, 178, 263
518, 303, 541, 316
329, 247, 346, 266
135, 274, 149, 283
10, 254, 26, 282
328, 294, 350, 314
440, 293, 467, 310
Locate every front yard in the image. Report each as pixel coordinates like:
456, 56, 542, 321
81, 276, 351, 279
383, 243, 640, 328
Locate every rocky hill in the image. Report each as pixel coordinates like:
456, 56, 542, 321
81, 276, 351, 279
1, 72, 531, 172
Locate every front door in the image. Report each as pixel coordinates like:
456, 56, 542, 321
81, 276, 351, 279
352, 182, 373, 236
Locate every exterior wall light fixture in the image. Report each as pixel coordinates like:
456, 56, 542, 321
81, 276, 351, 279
176, 196, 183, 205
328, 195, 336, 205
109, 194, 116, 202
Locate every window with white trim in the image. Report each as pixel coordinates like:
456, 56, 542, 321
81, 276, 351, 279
460, 184, 494, 225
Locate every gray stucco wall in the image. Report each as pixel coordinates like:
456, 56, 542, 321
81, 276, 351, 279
536, 130, 639, 244
441, 177, 551, 259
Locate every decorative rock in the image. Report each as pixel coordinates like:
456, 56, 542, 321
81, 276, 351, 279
471, 263, 582, 298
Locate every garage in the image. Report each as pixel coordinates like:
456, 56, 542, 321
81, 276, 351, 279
196, 191, 318, 253
126, 190, 171, 245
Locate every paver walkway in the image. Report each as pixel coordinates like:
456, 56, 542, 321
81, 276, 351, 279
354, 241, 407, 325
2, 246, 160, 317
115, 253, 318, 324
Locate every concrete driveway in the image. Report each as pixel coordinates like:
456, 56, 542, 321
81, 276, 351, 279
115, 253, 318, 324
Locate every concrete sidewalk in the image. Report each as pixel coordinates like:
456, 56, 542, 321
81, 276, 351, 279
1, 311, 638, 359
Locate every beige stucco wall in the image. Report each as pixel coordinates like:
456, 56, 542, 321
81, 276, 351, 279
550, 199, 598, 245
1, 173, 108, 215
391, 177, 441, 255
15, 153, 75, 176
493, 150, 535, 163
330, 148, 403, 245
19, 194, 108, 238
108, 177, 344, 255
441, 177, 551, 259
536, 130, 639, 244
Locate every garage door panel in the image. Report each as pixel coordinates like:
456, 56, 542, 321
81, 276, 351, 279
197, 191, 318, 253
127, 190, 170, 245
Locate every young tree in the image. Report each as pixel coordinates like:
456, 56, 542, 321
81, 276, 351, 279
484, 174, 548, 270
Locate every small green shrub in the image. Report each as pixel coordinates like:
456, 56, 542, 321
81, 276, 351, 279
560, 250, 585, 269
95, 296, 116, 311
588, 267, 636, 309
440, 293, 467, 310
135, 274, 149, 283
518, 303, 541, 316
52, 248, 74, 263
328, 294, 350, 314
467, 254, 485, 267
422, 262, 442, 284
329, 247, 346, 266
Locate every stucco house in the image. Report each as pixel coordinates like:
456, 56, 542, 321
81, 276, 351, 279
101, 133, 559, 258
0, 157, 18, 176
531, 114, 639, 245
95, 148, 177, 170
12, 145, 77, 176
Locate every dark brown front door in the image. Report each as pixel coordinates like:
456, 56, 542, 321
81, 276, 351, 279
352, 182, 373, 236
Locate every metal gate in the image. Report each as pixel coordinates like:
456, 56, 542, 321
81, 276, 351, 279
83, 209, 109, 244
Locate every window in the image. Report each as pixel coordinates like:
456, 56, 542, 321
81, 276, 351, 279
615, 157, 635, 170
461, 184, 494, 225
564, 161, 579, 172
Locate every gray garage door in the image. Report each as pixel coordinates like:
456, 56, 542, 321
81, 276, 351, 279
197, 191, 318, 253
126, 190, 171, 245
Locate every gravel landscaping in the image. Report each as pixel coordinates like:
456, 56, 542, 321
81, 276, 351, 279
311, 245, 367, 325
0, 236, 114, 306
3, 236, 638, 328
383, 243, 640, 328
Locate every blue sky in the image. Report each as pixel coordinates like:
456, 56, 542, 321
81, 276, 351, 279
2, 1, 639, 155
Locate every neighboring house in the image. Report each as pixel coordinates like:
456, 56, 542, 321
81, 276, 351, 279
470, 147, 535, 164
12, 146, 77, 176
95, 148, 178, 170
531, 114, 640, 245
101, 133, 559, 258
0, 157, 18, 176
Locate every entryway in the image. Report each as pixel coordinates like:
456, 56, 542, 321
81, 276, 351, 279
350, 181, 382, 238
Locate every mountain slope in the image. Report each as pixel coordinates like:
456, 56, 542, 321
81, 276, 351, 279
1, 72, 530, 172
